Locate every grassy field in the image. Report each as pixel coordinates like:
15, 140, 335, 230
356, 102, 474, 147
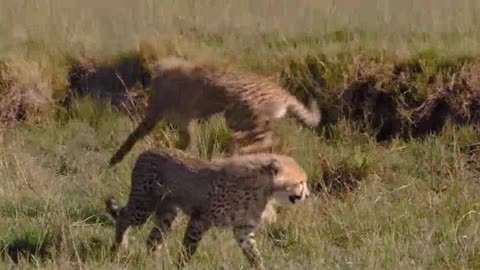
1, 1, 480, 269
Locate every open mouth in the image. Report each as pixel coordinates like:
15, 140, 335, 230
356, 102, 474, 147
289, 195, 301, 203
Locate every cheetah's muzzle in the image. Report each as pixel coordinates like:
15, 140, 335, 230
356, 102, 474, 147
289, 195, 302, 203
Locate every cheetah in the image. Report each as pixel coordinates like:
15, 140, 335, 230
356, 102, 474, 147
108, 57, 320, 166
105, 149, 310, 269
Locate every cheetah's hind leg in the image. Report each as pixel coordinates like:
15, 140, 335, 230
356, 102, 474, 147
234, 225, 265, 270
173, 118, 198, 152
237, 130, 276, 155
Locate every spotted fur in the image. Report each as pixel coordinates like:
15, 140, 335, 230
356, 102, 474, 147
105, 149, 309, 269
109, 57, 320, 166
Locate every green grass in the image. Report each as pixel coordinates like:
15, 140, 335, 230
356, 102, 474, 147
2, 1, 480, 269
1, 98, 480, 269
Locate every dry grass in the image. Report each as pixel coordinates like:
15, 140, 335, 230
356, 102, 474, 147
0, 55, 52, 126
2, 0, 480, 67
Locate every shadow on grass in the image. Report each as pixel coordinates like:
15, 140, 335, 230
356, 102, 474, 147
1, 230, 115, 265
1, 230, 57, 264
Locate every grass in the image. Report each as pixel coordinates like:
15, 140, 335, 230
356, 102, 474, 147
1, 99, 480, 269
1, 0, 480, 269
3, 0, 480, 72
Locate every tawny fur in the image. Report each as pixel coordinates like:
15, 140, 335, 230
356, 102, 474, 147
109, 57, 320, 166
105, 149, 309, 270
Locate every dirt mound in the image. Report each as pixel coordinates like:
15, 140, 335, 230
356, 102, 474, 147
407, 92, 450, 138
282, 55, 480, 141
339, 64, 474, 140
63, 41, 162, 114
313, 154, 368, 194
63, 51, 151, 114
341, 79, 403, 141
340, 59, 411, 141
0, 57, 52, 126
405, 61, 480, 138
443, 62, 480, 125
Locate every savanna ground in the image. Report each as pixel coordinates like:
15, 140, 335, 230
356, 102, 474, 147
1, 1, 480, 269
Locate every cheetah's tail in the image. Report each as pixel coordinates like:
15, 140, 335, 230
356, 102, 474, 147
109, 116, 158, 167
287, 98, 321, 127
105, 196, 120, 220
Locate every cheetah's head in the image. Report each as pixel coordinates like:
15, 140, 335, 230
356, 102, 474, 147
264, 155, 310, 204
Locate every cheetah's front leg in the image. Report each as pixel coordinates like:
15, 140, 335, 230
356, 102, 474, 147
261, 200, 277, 224
113, 221, 130, 252
234, 225, 265, 270
146, 206, 179, 254
176, 217, 210, 268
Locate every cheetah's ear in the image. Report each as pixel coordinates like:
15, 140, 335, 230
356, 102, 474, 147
264, 158, 281, 176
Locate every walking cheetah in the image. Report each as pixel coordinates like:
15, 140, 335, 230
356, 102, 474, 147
108, 57, 320, 166
105, 149, 310, 269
